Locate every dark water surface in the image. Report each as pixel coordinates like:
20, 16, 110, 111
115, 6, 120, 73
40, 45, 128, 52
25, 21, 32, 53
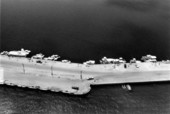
1, 0, 170, 62
0, 83, 170, 114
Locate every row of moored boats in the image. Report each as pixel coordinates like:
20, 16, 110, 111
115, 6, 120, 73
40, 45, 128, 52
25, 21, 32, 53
1, 48, 169, 65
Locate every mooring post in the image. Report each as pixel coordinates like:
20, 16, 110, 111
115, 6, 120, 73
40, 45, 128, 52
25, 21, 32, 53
22, 63, 25, 74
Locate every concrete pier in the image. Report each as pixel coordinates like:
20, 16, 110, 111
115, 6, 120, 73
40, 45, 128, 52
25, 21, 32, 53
0, 55, 170, 95
0, 68, 4, 84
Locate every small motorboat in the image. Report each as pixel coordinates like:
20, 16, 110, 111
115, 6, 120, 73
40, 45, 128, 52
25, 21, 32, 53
32, 53, 44, 59
122, 84, 132, 91
126, 84, 132, 91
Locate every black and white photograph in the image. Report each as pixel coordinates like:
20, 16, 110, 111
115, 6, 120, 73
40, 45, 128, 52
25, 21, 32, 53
0, 0, 170, 113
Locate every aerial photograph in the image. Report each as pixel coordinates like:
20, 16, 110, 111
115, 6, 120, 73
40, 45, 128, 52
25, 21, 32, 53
0, 0, 170, 113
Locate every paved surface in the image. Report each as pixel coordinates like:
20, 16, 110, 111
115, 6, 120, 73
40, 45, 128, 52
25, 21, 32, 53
0, 55, 170, 95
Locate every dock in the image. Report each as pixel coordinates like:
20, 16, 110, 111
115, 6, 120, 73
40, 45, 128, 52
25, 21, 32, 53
0, 55, 170, 95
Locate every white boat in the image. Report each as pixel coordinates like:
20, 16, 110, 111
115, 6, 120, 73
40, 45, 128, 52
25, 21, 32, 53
8, 48, 31, 57
62, 60, 71, 63
122, 84, 132, 91
126, 84, 132, 91
32, 53, 44, 59
44, 55, 60, 61
141, 55, 157, 62
0, 51, 9, 55
83, 60, 95, 65
100, 57, 125, 64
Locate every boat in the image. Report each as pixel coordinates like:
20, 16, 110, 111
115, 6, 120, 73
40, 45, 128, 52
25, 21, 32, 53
7, 48, 31, 57
83, 60, 95, 65
141, 55, 157, 62
32, 53, 44, 59
122, 84, 132, 91
61, 60, 71, 63
0, 51, 9, 55
44, 55, 60, 61
100, 56, 126, 64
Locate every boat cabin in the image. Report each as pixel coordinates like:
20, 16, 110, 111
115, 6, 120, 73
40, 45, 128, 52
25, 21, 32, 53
141, 55, 157, 62
100, 57, 126, 64
83, 60, 95, 65
7, 48, 31, 57
32, 53, 44, 59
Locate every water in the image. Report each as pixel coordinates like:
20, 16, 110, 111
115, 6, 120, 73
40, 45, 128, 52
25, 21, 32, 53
1, 0, 170, 113
0, 83, 170, 114
1, 0, 170, 62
